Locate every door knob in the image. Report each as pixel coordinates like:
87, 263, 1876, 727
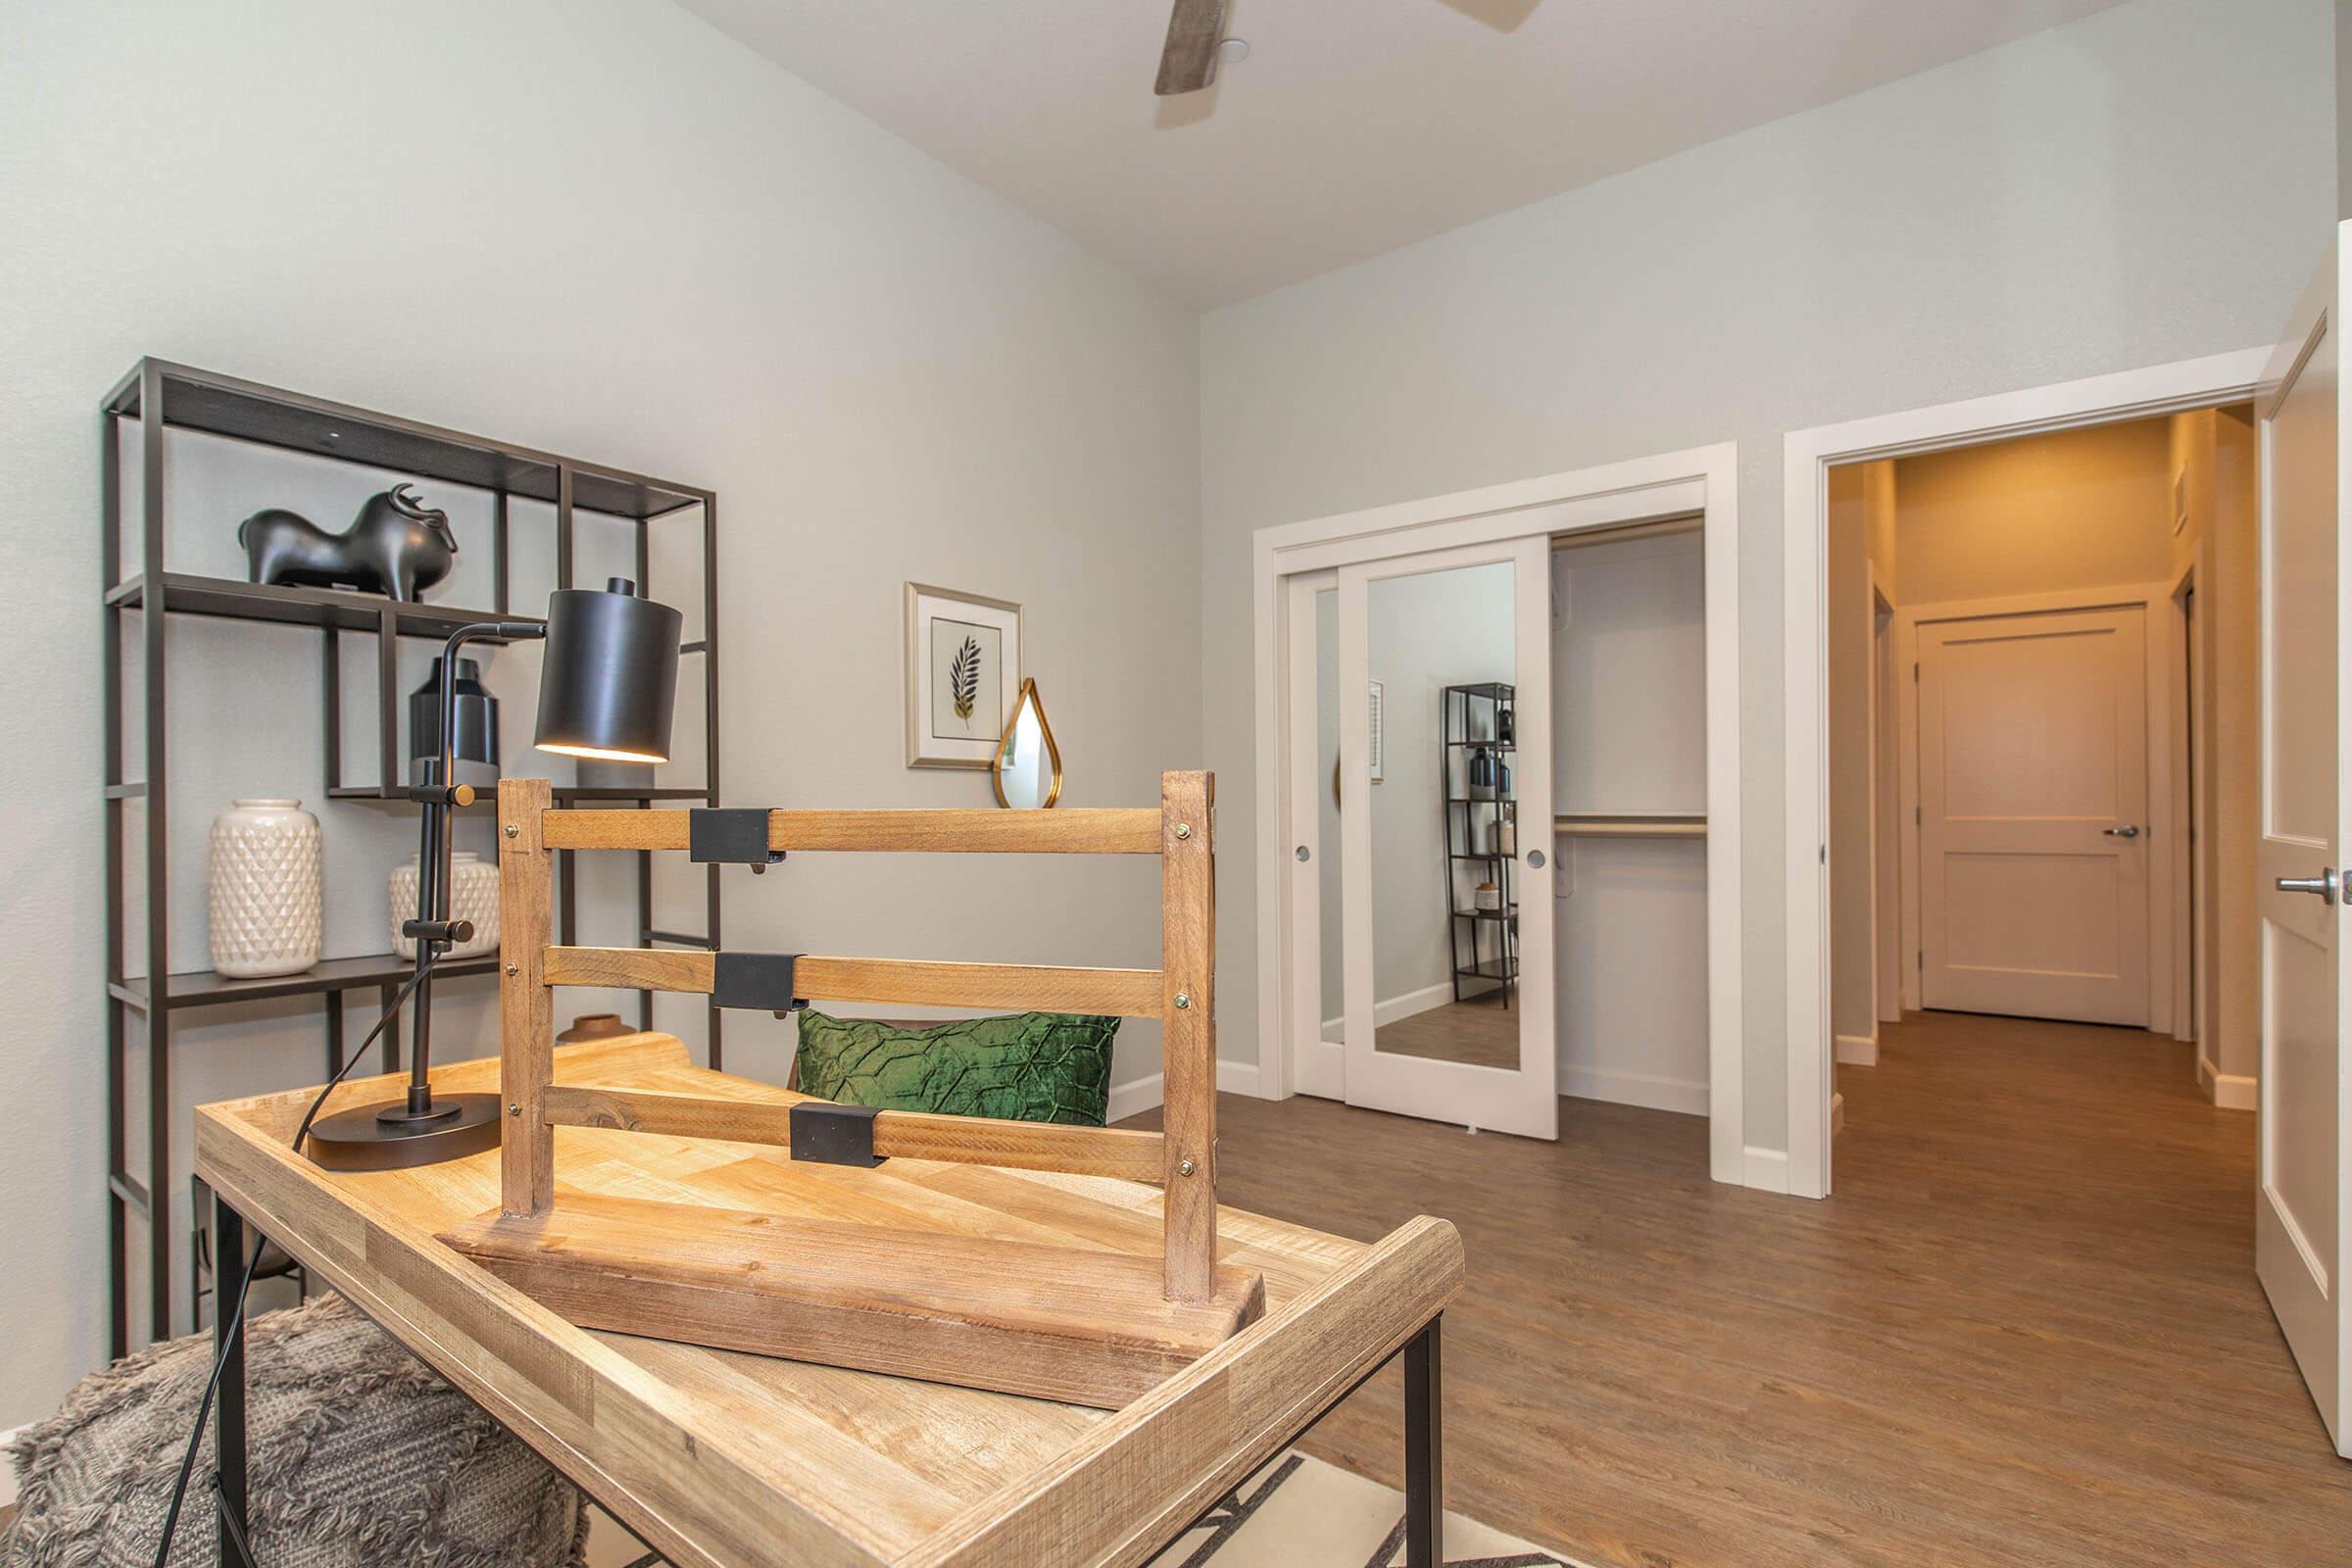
2278, 868, 2338, 905
2103, 825, 2141, 839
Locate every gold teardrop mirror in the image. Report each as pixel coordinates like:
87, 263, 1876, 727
992, 677, 1062, 808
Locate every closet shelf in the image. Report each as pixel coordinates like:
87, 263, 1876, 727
1450, 906, 1519, 923
1552, 812, 1707, 838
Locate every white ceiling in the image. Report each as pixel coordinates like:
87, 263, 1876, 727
675, 0, 2132, 308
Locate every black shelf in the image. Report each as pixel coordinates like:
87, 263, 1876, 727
111, 952, 502, 1013
321, 783, 711, 806
106, 572, 543, 640
103, 360, 708, 519
100, 358, 726, 1359
1442, 682, 1519, 1009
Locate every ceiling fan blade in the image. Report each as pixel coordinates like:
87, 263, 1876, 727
1155, 0, 1229, 96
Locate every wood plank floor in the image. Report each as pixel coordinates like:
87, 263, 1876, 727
1133, 1009, 2352, 1566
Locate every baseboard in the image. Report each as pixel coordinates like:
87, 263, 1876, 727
0, 1424, 25, 1508
1557, 1064, 1707, 1117
1318, 981, 1455, 1037
2196, 1054, 2257, 1112
1106, 1059, 1264, 1123
1835, 1032, 1880, 1067
1831, 1091, 1845, 1138
1740, 1146, 1792, 1194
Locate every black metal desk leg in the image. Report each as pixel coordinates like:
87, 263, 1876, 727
212, 1191, 250, 1567
1403, 1314, 1443, 1568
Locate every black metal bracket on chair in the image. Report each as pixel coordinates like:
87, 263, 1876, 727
690, 808, 784, 872
710, 952, 805, 1014
789, 1102, 884, 1167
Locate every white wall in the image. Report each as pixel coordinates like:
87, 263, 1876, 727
1892, 418, 2178, 604
0, 0, 1199, 1429
1199, 0, 2334, 1159
1551, 534, 1709, 1113
1828, 464, 1896, 1054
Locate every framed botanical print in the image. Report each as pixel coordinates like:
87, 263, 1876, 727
905, 582, 1023, 768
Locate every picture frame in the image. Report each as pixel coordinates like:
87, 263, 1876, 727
905, 582, 1023, 768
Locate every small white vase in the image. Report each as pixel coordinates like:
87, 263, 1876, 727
208, 799, 322, 979
390, 851, 500, 959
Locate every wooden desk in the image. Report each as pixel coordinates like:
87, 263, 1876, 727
194, 1034, 1464, 1568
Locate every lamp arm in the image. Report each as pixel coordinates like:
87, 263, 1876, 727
396, 619, 546, 1112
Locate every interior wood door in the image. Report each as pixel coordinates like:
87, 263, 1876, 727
2254, 240, 2351, 1454
1917, 606, 2151, 1025
1337, 536, 1556, 1138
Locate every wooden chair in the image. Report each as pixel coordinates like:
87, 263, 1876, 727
439, 771, 1262, 1408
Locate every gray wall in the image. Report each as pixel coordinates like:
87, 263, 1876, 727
0, 0, 1199, 1428
1199, 0, 2336, 1155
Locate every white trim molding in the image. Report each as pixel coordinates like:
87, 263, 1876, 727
1108, 1058, 1263, 1124
1251, 442, 1749, 1186
1784, 348, 2270, 1200
0, 1424, 26, 1508
2198, 1054, 2257, 1112
1560, 1065, 1710, 1117
1834, 1033, 1880, 1067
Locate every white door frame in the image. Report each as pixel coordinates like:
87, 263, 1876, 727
1892, 583, 2180, 1031
1872, 571, 1902, 1026
1784, 348, 2270, 1198
1252, 442, 1751, 1186
1338, 535, 1557, 1137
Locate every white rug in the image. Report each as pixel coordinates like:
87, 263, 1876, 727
1146, 1449, 1589, 1568
588, 1449, 1588, 1568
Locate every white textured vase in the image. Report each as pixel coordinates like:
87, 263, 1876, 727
390, 851, 500, 959
208, 799, 322, 979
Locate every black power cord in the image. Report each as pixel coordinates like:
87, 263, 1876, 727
148, 953, 446, 1568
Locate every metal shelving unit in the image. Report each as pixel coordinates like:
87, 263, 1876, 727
101, 360, 724, 1355
1441, 682, 1517, 1006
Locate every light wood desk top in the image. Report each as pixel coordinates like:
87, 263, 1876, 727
194, 1034, 1463, 1568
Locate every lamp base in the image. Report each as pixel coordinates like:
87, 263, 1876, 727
306, 1092, 504, 1171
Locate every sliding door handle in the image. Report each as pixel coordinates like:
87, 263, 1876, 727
2102, 825, 2141, 839
2277, 868, 2337, 904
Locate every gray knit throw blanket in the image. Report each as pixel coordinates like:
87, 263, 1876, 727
3, 1293, 587, 1567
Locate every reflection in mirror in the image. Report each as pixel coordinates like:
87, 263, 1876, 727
992, 677, 1062, 808
1367, 560, 1518, 1067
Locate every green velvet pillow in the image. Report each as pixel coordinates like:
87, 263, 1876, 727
793, 1010, 1120, 1126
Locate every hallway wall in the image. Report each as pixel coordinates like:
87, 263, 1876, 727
1200, 0, 2335, 1165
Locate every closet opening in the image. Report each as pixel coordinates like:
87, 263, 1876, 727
1255, 446, 1744, 1183
1285, 512, 1714, 1158
1822, 405, 2260, 1144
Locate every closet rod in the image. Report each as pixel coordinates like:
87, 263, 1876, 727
1550, 514, 1702, 552
1553, 813, 1707, 838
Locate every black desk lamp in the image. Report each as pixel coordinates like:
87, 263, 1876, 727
307, 577, 682, 1170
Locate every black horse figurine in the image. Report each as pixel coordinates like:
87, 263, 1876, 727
238, 483, 460, 602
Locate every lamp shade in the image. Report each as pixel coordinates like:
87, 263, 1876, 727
533, 578, 682, 764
